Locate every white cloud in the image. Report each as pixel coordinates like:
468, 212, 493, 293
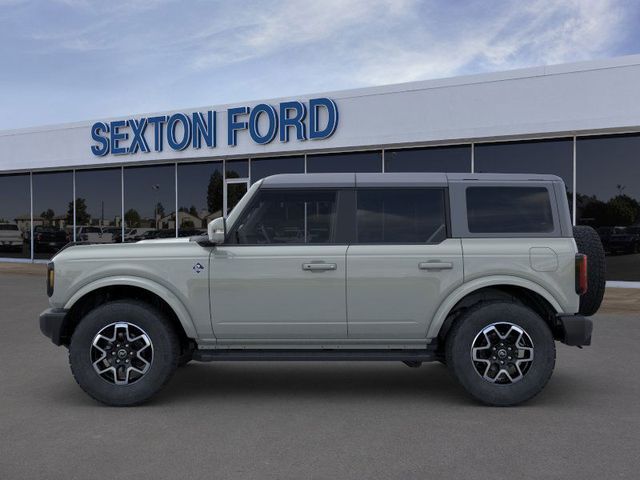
0, 0, 633, 129
190, 0, 414, 70
347, 0, 625, 85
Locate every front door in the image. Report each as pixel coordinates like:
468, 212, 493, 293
210, 187, 348, 340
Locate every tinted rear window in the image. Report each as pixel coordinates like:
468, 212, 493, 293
356, 188, 447, 243
466, 186, 554, 233
0, 224, 19, 231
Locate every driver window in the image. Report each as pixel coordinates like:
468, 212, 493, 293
233, 189, 338, 244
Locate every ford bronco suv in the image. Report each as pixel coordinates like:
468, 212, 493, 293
39, 173, 605, 406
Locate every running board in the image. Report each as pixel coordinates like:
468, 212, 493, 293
192, 348, 439, 362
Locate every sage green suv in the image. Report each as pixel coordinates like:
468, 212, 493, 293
39, 173, 605, 406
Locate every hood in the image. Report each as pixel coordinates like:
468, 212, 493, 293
51, 236, 198, 263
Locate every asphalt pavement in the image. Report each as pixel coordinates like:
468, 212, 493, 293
1, 273, 639, 480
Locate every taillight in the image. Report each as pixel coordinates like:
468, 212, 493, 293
575, 254, 588, 295
46, 262, 55, 297
37, 234, 43, 242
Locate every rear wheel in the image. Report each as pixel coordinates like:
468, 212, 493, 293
69, 300, 180, 406
446, 301, 555, 406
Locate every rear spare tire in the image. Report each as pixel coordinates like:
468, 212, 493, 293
573, 225, 606, 316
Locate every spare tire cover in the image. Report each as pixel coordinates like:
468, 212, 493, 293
573, 225, 606, 316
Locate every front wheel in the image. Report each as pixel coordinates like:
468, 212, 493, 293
445, 301, 556, 406
69, 300, 180, 406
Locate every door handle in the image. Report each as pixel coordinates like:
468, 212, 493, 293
302, 263, 337, 272
419, 261, 453, 271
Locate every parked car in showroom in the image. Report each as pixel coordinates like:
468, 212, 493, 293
40, 173, 605, 407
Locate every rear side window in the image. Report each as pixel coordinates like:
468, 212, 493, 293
466, 186, 554, 233
232, 189, 338, 244
356, 188, 447, 243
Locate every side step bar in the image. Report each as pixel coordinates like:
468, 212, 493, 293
192, 348, 439, 362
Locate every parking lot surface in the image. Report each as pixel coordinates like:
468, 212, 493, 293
1, 272, 639, 480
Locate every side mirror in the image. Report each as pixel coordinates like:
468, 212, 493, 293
207, 217, 226, 244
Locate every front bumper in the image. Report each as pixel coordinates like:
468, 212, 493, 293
557, 314, 593, 346
39, 308, 69, 346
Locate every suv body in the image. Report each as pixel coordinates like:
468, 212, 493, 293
39, 173, 599, 406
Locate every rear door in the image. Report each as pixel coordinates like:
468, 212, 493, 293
346, 186, 463, 339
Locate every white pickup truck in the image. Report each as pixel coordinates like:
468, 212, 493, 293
0, 223, 23, 251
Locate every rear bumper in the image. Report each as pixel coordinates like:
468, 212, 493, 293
39, 308, 68, 346
557, 314, 593, 346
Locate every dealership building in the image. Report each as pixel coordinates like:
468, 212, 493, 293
1, 55, 639, 284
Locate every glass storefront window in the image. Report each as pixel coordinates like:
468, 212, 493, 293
385, 145, 471, 172
250, 156, 305, 183
0, 174, 31, 259
177, 161, 223, 237
32, 171, 73, 259
75, 168, 122, 243
307, 151, 382, 173
226, 159, 249, 179
577, 134, 640, 281
123, 165, 176, 241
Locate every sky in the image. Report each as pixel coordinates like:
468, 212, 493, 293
0, 0, 639, 130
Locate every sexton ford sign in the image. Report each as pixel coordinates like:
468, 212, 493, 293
90, 98, 338, 156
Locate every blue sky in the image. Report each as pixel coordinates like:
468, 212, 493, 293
1, 0, 639, 130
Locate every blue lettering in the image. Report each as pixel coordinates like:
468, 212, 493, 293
192, 111, 216, 149
147, 116, 167, 152
91, 99, 337, 154
90, 122, 110, 156
167, 113, 192, 151
127, 118, 150, 154
279, 101, 307, 142
249, 104, 277, 145
110, 120, 128, 155
309, 98, 338, 140
227, 106, 249, 146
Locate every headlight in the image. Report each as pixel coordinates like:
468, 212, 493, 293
47, 262, 55, 297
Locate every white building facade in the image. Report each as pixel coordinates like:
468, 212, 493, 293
1, 55, 639, 283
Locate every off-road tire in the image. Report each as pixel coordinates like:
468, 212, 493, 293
573, 225, 606, 316
445, 301, 556, 406
69, 300, 180, 406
